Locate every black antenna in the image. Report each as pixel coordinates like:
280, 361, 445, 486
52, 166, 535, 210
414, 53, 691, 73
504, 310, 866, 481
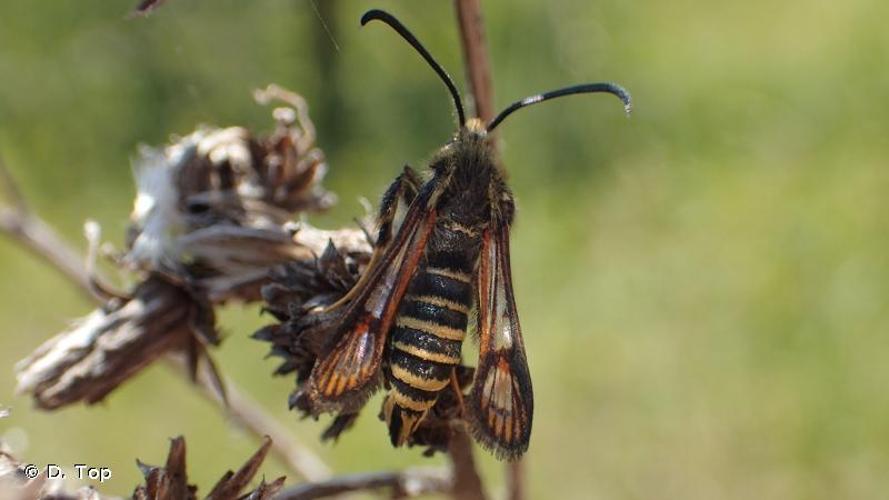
361, 9, 466, 127
487, 82, 632, 132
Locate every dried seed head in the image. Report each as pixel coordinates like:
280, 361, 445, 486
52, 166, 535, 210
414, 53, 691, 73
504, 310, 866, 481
126, 87, 334, 278
256, 238, 371, 388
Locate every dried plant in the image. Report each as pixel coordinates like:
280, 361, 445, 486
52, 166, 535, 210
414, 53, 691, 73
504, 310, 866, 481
133, 436, 284, 500
15, 275, 219, 409
1, 1, 525, 498
5, 86, 358, 490
125, 84, 336, 297
0, 437, 282, 499
14, 87, 366, 410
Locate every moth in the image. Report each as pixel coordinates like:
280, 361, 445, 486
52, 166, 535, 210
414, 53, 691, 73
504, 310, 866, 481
301, 9, 631, 460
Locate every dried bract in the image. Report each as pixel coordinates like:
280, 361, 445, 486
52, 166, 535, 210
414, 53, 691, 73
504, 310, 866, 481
15, 276, 218, 409
133, 436, 284, 500
257, 241, 365, 383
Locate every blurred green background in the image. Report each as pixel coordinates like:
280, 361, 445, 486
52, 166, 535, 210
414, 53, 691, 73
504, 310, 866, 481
2, 0, 889, 498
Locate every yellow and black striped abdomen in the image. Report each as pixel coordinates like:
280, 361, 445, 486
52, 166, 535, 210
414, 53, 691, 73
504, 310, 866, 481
384, 248, 475, 446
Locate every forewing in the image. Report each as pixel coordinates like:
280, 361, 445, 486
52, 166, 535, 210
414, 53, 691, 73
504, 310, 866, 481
468, 222, 533, 459
306, 186, 437, 412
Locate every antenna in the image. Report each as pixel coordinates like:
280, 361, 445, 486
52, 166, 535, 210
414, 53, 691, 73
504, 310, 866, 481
361, 9, 466, 126
487, 82, 632, 132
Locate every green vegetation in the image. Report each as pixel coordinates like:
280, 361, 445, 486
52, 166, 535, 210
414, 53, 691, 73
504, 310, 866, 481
1, 0, 888, 497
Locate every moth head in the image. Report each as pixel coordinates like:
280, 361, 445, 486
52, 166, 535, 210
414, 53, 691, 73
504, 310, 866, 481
464, 117, 488, 139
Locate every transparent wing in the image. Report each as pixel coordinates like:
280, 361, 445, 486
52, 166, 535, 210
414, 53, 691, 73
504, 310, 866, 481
468, 221, 533, 460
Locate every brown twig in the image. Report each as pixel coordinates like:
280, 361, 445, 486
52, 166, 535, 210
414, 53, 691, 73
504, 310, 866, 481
0, 209, 94, 301
0, 156, 92, 300
0, 159, 330, 483
455, 0, 495, 123
275, 468, 451, 500
453, 2, 521, 499
447, 428, 487, 500
224, 385, 331, 481
186, 358, 332, 482
506, 460, 525, 500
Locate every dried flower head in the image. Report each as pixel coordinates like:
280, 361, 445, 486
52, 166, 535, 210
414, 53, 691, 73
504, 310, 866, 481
256, 241, 368, 392
126, 85, 334, 292
16, 87, 369, 410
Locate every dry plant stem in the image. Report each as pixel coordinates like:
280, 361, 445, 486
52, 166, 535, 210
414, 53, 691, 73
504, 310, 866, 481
0, 163, 330, 483
447, 428, 487, 500
455, 2, 531, 498
276, 468, 450, 500
0, 209, 93, 302
455, 0, 495, 123
223, 384, 331, 481
181, 357, 332, 482
455, 2, 529, 500
506, 460, 525, 500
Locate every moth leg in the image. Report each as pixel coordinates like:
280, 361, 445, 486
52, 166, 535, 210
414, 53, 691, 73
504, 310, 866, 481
376, 166, 422, 248
450, 368, 466, 417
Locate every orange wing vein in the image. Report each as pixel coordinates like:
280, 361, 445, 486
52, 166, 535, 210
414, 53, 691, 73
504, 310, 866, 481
306, 185, 438, 412
469, 221, 533, 459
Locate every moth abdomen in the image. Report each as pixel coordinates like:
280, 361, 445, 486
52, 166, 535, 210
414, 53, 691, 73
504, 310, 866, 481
411, 264, 474, 306
389, 349, 452, 393
383, 234, 478, 445
385, 343, 454, 445
391, 322, 463, 365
